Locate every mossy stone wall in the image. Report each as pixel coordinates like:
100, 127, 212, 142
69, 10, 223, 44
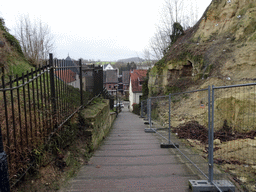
82, 99, 116, 150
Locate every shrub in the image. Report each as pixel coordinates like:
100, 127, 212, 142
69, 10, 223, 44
132, 103, 140, 115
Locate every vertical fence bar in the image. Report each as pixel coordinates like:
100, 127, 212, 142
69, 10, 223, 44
39, 66, 44, 142
146, 99, 149, 121
2, 76, 10, 164
49, 53, 56, 130
0, 124, 10, 192
54, 59, 59, 127
64, 59, 67, 118
66, 59, 69, 115
46, 67, 52, 134
168, 93, 171, 144
100, 66, 103, 94
42, 69, 48, 138
149, 98, 152, 129
16, 75, 23, 149
35, 67, 41, 141
58, 60, 62, 120
79, 59, 83, 106
208, 85, 212, 183
22, 73, 28, 147
31, 69, 37, 141
116, 87, 118, 116
27, 71, 33, 146
141, 101, 143, 118
209, 85, 214, 183
59, 60, 63, 118
9, 76, 17, 157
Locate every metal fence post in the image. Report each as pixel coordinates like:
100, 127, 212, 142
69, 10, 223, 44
99, 66, 103, 94
208, 85, 214, 183
0, 124, 10, 192
79, 59, 83, 106
49, 53, 56, 114
147, 99, 149, 121
149, 98, 152, 129
168, 93, 171, 144
93, 65, 96, 96
141, 101, 143, 118
116, 86, 118, 116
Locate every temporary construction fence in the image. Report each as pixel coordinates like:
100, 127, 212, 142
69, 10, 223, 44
142, 83, 256, 191
212, 83, 256, 191
0, 53, 110, 189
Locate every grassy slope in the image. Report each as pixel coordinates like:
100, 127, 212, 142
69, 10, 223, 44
95, 61, 116, 65
0, 17, 33, 77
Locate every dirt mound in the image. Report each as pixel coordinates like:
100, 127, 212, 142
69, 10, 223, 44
172, 121, 208, 143
172, 120, 256, 143
215, 120, 256, 142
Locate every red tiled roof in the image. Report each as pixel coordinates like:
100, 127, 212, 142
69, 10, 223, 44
130, 69, 147, 93
54, 69, 76, 83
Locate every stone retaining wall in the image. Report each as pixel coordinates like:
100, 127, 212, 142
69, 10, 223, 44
82, 99, 116, 150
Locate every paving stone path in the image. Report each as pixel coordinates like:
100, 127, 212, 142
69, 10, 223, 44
62, 105, 194, 192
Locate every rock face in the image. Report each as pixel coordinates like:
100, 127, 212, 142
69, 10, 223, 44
149, 0, 256, 95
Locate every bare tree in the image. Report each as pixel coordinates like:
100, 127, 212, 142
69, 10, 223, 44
149, 0, 198, 60
15, 15, 55, 66
149, 27, 170, 60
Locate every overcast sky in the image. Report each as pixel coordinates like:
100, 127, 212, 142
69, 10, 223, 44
0, 0, 212, 61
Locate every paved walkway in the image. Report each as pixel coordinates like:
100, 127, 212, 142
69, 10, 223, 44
64, 105, 193, 191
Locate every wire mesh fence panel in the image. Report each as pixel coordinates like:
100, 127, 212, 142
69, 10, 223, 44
147, 89, 212, 181
170, 89, 211, 180
149, 96, 169, 128
213, 83, 256, 191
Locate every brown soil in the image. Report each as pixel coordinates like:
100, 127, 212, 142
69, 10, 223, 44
172, 121, 208, 143
172, 120, 256, 144
172, 120, 256, 191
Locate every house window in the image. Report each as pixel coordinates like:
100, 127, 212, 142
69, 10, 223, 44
109, 85, 112, 88
139, 81, 143, 86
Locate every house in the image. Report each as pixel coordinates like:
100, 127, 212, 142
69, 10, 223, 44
122, 71, 130, 93
65, 56, 79, 74
54, 56, 81, 89
103, 69, 119, 95
103, 64, 114, 71
129, 69, 147, 111
54, 69, 80, 88
82, 65, 94, 92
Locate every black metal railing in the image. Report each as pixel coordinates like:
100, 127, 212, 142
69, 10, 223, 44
0, 53, 104, 189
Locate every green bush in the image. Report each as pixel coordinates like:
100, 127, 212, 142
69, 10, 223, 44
132, 103, 140, 115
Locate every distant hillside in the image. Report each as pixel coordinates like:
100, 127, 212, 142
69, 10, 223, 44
117, 57, 144, 63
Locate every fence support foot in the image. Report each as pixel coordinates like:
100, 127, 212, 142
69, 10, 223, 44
144, 128, 155, 133
144, 122, 153, 125
160, 143, 179, 148
189, 180, 235, 192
